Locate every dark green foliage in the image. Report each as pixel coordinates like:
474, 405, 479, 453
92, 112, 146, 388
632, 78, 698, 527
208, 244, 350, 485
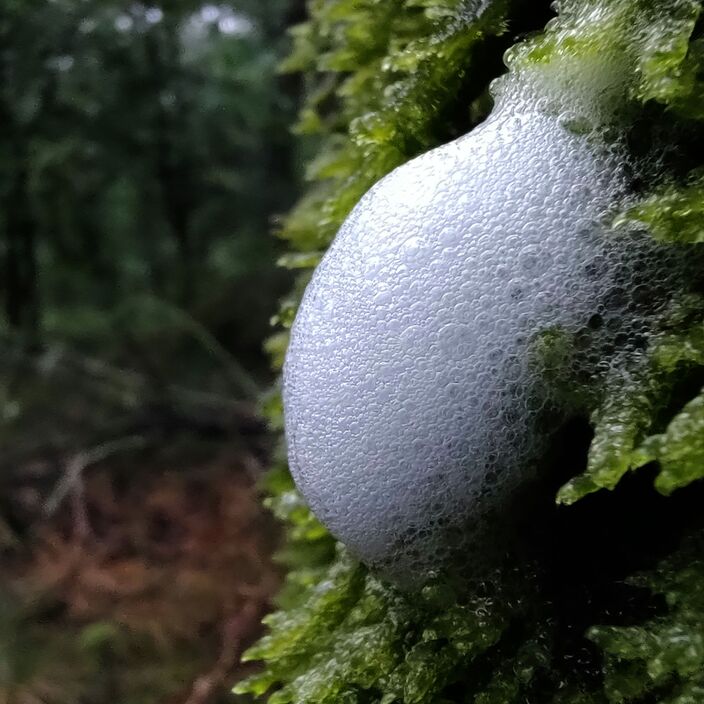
242, 0, 704, 702
0, 0, 300, 467
589, 536, 704, 703
0, 0, 296, 375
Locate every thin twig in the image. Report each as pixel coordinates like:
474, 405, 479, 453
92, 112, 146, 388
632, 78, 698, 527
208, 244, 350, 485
183, 601, 263, 704
44, 435, 147, 516
70, 475, 92, 544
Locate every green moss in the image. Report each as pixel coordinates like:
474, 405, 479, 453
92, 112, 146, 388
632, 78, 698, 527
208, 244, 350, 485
632, 0, 701, 108
556, 370, 663, 505
236, 550, 513, 703
615, 176, 704, 244
556, 315, 704, 504
241, 0, 704, 701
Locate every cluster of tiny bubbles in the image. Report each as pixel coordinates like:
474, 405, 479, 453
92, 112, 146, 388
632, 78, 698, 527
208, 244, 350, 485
282, 15, 701, 587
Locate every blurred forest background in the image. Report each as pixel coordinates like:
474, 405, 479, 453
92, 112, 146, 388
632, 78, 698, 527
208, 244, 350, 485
0, 1, 303, 701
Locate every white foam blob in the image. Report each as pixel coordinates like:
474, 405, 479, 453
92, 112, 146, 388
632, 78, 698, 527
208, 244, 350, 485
283, 64, 688, 583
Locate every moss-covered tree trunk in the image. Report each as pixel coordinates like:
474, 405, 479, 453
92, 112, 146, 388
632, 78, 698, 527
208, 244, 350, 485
239, 1, 704, 702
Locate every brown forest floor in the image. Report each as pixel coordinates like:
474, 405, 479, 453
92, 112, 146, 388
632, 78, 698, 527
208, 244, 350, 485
0, 441, 281, 703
